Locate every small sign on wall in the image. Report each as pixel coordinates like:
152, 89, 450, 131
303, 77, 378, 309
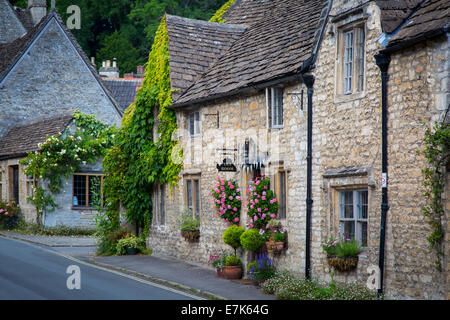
217, 158, 237, 172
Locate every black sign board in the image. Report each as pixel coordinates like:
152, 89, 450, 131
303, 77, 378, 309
217, 158, 237, 172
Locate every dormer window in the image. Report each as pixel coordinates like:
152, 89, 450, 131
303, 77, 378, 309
266, 87, 284, 128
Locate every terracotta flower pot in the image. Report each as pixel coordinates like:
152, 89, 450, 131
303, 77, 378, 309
216, 268, 225, 278
266, 241, 275, 253
275, 242, 284, 250
326, 256, 359, 272
223, 265, 242, 279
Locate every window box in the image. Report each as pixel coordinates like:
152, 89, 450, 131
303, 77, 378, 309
326, 256, 359, 272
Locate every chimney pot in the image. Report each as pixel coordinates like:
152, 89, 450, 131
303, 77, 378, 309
113, 58, 117, 68
28, 0, 47, 25
106, 60, 111, 68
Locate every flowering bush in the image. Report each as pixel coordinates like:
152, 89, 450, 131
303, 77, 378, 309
321, 237, 338, 256
246, 175, 279, 229
208, 252, 228, 270
210, 178, 242, 225
248, 253, 276, 283
322, 237, 362, 257
0, 201, 20, 228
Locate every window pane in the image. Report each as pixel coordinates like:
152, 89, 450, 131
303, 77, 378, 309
186, 180, 192, 212
358, 190, 368, 219
73, 175, 86, 206
358, 28, 365, 92
344, 31, 353, 93
276, 88, 283, 126
339, 191, 353, 218
194, 112, 200, 135
88, 176, 102, 207
189, 113, 194, 136
194, 180, 200, 218
266, 88, 272, 127
279, 171, 286, 219
341, 221, 355, 240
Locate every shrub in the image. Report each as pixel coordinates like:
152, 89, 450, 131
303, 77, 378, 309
248, 253, 275, 283
97, 229, 132, 256
116, 235, 148, 255
225, 255, 242, 266
223, 225, 244, 255
240, 228, 264, 251
210, 178, 242, 225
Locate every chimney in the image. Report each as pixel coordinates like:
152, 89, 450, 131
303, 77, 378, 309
99, 59, 119, 79
90, 57, 95, 66
28, 0, 47, 25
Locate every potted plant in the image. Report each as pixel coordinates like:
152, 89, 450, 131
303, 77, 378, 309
116, 235, 146, 255
273, 231, 287, 251
208, 252, 228, 278
322, 237, 362, 272
177, 208, 200, 242
223, 255, 243, 279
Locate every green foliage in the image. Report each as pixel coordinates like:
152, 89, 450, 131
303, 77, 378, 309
240, 228, 264, 252
208, 252, 228, 269
19, 110, 117, 222
10, 219, 95, 236
116, 234, 148, 255
224, 255, 241, 267
336, 238, 362, 257
322, 237, 362, 257
0, 201, 20, 229
209, 0, 235, 22
273, 231, 286, 243
211, 178, 242, 225
223, 225, 244, 255
96, 229, 132, 256
176, 209, 200, 231
261, 271, 379, 300
248, 253, 275, 283
420, 119, 449, 271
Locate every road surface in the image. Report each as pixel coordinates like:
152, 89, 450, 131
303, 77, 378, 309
0, 236, 199, 300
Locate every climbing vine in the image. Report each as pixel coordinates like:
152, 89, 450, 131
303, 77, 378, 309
102, 15, 182, 235
420, 118, 450, 271
20, 110, 117, 225
209, 0, 236, 22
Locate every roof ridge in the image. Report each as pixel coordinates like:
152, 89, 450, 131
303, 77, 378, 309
165, 13, 248, 31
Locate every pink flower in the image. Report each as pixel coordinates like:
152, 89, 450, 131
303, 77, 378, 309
227, 205, 231, 209
6, 203, 10, 207
257, 208, 261, 213
250, 205, 254, 209
255, 199, 259, 204
270, 214, 276, 219
236, 196, 241, 201
263, 186, 267, 190
261, 214, 266, 219
250, 223, 254, 228
0, 209, 3, 214
5, 212, 9, 216
220, 186, 225, 191
264, 208, 268, 211
230, 184, 235, 189
229, 196, 233, 200
215, 188, 220, 193
254, 216, 258, 221
220, 180, 225, 185
236, 188, 240, 193
234, 217, 239, 222
261, 196, 266, 200
233, 207, 237, 212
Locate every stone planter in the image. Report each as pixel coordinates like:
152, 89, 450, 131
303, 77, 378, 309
326, 256, 359, 272
223, 265, 242, 280
181, 229, 200, 242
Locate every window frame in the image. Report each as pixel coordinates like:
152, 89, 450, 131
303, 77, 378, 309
266, 87, 284, 129
154, 183, 165, 226
187, 111, 201, 137
337, 23, 366, 96
338, 189, 368, 246
184, 175, 201, 219
72, 173, 104, 209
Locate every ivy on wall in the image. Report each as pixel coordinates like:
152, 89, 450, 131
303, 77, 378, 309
209, 0, 236, 22
102, 15, 182, 234
20, 110, 117, 225
420, 118, 449, 271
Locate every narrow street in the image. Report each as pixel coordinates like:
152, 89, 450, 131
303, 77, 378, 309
0, 237, 198, 300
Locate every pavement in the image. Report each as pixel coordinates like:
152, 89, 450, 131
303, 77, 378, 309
0, 230, 276, 300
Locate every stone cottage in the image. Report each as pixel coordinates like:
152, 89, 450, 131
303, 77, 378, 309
145, 0, 449, 299
0, 0, 122, 228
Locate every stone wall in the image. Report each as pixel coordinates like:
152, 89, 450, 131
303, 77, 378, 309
148, 80, 309, 274
0, 17, 121, 139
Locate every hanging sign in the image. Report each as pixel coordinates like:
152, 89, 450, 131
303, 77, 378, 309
217, 158, 237, 172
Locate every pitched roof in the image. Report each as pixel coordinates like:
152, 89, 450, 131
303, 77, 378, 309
0, 115, 72, 159
172, 0, 329, 107
386, 0, 450, 49
221, 0, 277, 25
103, 79, 139, 112
0, 0, 27, 44
165, 14, 247, 101
377, 0, 424, 34
0, 10, 123, 117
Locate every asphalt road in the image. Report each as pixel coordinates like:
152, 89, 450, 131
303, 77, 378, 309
0, 236, 198, 300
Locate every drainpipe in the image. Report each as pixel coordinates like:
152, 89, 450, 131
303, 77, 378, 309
301, 73, 315, 280
375, 53, 391, 298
